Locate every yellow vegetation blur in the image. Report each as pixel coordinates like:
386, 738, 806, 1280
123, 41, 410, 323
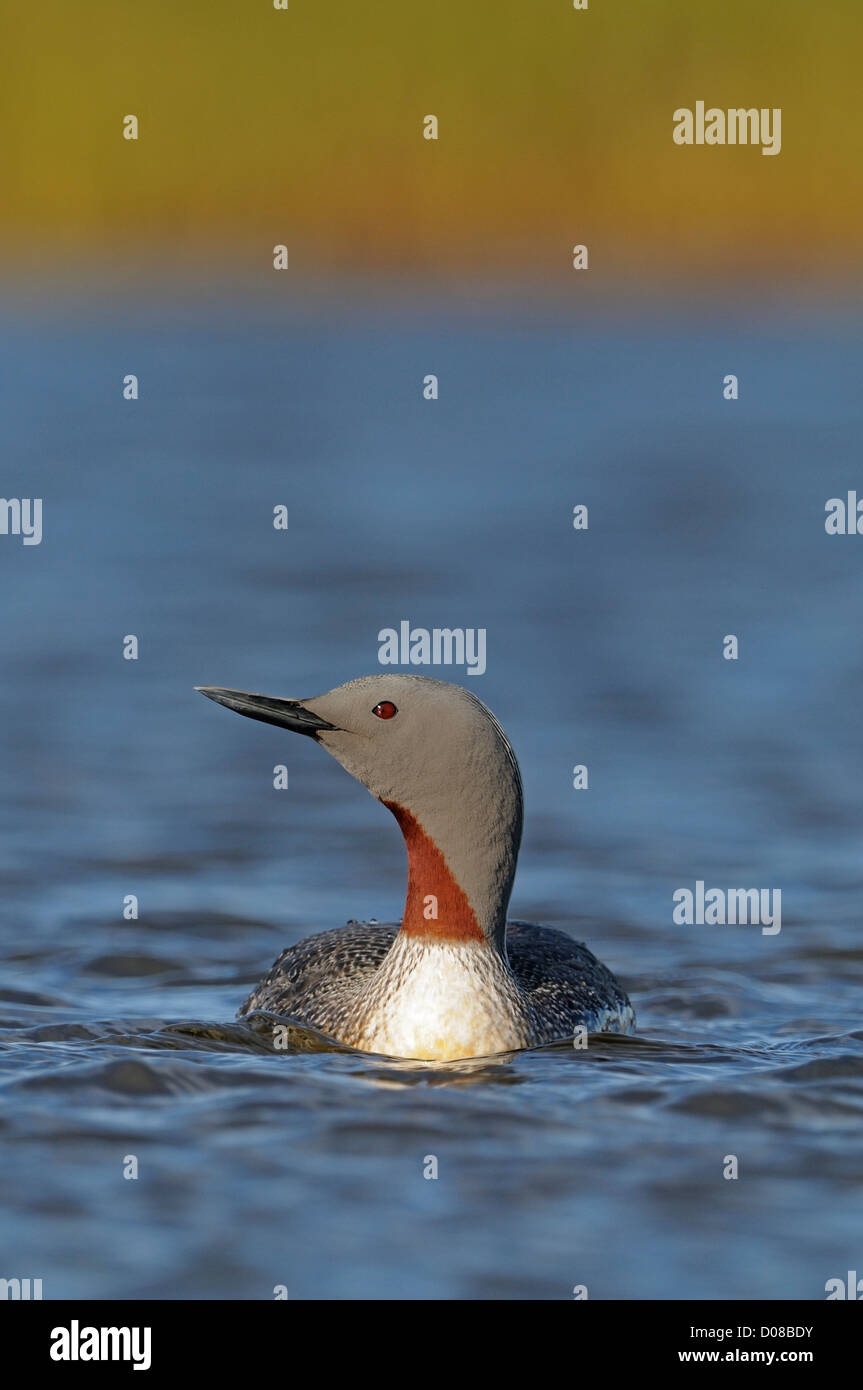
3, 0, 861, 280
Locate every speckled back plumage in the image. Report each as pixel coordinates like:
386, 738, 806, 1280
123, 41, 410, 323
238, 919, 634, 1051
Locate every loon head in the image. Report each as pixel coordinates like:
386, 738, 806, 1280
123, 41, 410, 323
196, 675, 523, 949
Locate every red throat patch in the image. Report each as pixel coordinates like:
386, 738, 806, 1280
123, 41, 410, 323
382, 799, 485, 942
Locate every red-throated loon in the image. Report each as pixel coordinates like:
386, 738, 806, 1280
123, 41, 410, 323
196, 675, 634, 1061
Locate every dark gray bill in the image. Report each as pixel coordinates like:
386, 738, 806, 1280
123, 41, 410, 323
195, 686, 339, 737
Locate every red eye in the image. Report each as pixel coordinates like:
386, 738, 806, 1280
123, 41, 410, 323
372, 701, 398, 720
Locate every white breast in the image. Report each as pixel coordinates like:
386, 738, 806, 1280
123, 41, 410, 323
356, 938, 528, 1062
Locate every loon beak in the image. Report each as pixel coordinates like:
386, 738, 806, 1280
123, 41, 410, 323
195, 686, 340, 738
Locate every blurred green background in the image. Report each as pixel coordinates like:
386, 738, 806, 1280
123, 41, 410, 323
4, 0, 861, 284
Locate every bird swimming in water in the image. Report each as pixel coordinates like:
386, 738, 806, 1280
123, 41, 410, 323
197, 675, 634, 1061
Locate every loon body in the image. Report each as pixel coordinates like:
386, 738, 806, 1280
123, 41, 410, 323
197, 675, 634, 1061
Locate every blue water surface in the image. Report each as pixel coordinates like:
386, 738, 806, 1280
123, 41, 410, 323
1, 279, 861, 1299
